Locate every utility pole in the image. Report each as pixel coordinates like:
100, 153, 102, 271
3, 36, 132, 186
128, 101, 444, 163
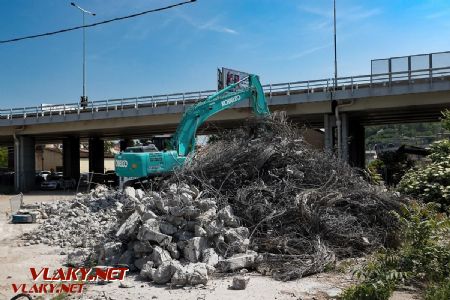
333, 0, 338, 90
71, 2, 96, 108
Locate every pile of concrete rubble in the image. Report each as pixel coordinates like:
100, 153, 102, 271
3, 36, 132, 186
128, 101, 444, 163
24, 184, 257, 286
24, 116, 403, 286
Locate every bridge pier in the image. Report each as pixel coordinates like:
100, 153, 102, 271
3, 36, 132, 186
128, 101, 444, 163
89, 137, 104, 174
63, 137, 80, 180
348, 120, 365, 168
324, 114, 335, 153
323, 113, 365, 168
14, 136, 35, 192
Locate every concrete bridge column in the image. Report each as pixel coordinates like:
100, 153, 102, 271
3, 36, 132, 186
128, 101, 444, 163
63, 137, 80, 180
324, 114, 335, 153
14, 136, 35, 192
348, 121, 365, 168
89, 137, 104, 174
341, 113, 349, 163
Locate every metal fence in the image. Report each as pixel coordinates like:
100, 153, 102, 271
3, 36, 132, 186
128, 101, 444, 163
2, 58, 450, 121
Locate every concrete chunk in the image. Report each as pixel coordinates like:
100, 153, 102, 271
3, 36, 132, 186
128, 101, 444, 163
152, 260, 182, 284
202, 248, 219, 267
217, 250, 258, 272
230, 276, 250, 290
116, 211, 141, 240
218, 206, 239, 227
137, 219, 172, 246
152, 246, 172, 267
184, 237, 207, 263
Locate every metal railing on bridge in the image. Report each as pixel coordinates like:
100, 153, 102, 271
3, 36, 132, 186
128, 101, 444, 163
1, 66, 450, 121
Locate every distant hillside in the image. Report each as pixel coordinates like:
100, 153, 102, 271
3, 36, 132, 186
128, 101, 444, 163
365, 122, 447, 150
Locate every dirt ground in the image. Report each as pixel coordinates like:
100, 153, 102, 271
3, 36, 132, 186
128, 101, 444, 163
0, 192, 420, 300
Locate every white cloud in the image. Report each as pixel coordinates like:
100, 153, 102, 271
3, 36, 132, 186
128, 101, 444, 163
176, 10, 238, 35
286, 44, 332, 60
299, 3, 381, 30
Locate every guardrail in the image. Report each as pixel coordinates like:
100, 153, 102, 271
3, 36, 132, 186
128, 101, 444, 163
1, 67, 450, 121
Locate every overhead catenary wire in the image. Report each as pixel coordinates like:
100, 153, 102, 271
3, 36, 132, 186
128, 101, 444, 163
0, 0, 196, 44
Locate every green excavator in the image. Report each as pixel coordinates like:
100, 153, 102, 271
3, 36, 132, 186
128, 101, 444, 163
114, 74, 270, 186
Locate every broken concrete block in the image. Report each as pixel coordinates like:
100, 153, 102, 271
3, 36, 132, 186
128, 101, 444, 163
116, 211, 141, 240
184, 237, 207, 263
171, 267, 188, 286
152, 260, 182, 284
173, 230, 194, 242
154, 197, 168, 214
202, 248, 219, 267
99, 242, 123, 265
217, 250, 258, 272
159, 221, 177, 235
137, 219, 172, 246
230, 276, 250, 290
140, 261, 154, 280
167, 243, 180, 259
135, 189, 145, 200
118, 250, 136, 271
197, 209, 217, 227
152, 246, 172, 267
180, 206, 200, 218
133, 241, 153, 255
124, 186, 136, 199
180, 192, 193, 205
197, 198, 217, 212
165, 215, 185, 226
141, 210, 158, 222
134, 255, 153, 270
186, 263, 208, 285
224, 227, 250, 253
67, 248, 91, 267
218, 206, 239, 227
194, 225, 207, 237
204, 220, 224, 237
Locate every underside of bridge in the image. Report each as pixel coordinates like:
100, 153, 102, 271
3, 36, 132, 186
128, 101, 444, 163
2, 96, 449, 192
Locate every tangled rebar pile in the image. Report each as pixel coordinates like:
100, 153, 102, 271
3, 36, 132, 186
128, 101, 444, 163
171, 114, 403, 280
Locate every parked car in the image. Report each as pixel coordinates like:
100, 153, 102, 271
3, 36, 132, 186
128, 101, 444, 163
40, 174, 76, 190
36, 170, 51, 181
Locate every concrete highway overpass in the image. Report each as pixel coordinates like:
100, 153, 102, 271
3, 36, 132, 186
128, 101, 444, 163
1, 57, 450, 191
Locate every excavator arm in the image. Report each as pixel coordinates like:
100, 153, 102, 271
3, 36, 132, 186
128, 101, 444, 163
115, 74, 269, 184
171, 74, 270, 156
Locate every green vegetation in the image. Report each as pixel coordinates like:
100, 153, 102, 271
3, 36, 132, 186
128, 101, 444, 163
366, 122, 444, 150
0, 147, 7, 168
370, 152, 414, 186
399, 110, 450, 209
340, 202, 450, 300
425, 278, 450, 300
344, 111, 450, 299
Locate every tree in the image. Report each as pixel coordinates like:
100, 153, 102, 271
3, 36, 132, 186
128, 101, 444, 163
399, 110, 450, 209
0, 147, 7, 168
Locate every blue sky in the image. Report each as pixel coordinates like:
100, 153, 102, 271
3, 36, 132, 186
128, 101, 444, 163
1, 0, 450, 107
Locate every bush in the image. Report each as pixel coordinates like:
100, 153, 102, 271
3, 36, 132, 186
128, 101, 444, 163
340, 202, 450, 300
398, 110, 450, 209
425, 277, 450, 300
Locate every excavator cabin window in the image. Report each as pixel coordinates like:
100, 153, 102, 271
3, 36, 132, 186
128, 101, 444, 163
124, 145, 159, 153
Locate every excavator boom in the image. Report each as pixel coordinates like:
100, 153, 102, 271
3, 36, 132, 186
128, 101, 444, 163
115, 74, 270, 182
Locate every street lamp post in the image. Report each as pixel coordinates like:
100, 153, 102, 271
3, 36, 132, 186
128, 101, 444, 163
70, 2, 95, 108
